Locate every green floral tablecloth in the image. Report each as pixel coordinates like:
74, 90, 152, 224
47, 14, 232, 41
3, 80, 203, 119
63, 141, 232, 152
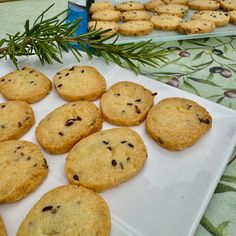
0, 0, 236, 235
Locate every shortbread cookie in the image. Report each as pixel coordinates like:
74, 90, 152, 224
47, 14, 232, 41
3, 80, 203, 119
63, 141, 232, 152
17, 185, 110, 236
88, 21, 119, 36
0, 101, 34, 142
0, 216, 7, 236
150, 14, 182, 30
90, 1, 114, 14
229, 10, 236, 24
188, 0, 220, 10
177, 20, 216, 34
192, 11, 230, 27
0, 140, 48, 203
115, 1, 144, 11
163, 0, 189, 4
100, 82, 154, 126
121, 10, 151, 21
146, 97, 212, 151
65, 128, 147, 192
91, 10, 121, 22
0, 67, 52, 104
53, 66, 106, 101
155, 4, 189, 17
118, 20, 153, 36
35, 101, 102, 154
144, 0, 165, 11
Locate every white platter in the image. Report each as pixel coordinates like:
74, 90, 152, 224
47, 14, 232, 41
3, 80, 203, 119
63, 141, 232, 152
0, 53, 236, 236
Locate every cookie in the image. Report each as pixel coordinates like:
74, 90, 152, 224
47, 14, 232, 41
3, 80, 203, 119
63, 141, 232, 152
0, 140, 48, 203
121, 10, 151, 21
17, 185, 110, 236
177, 20, 216, 34
229, 10, 236, 24
65, 128, 147, 192
88, 21, 119, 36
100, 82, 154, 126
53, 66, 106, 102
0, 67, 52, 104
146, 97, 212, 151
0, 101, 34, 143
91, 10, 121, 22
163, 0, 189, 4
0, 216, 7, 236
188, 0, 220, 10
115, 1, 145, 11
220, 0, 236, 11
154, 4, 189, 17
118, 20, 154, 36
192, 11, 230, 27
35, 101, 102, 154
144, 0, 165, 11
150, 14, 182, 30
90, 1, 114, 14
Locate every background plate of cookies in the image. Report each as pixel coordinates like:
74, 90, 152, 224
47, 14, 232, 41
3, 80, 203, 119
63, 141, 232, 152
87, 0, 236, 43
0, 52, 236, 236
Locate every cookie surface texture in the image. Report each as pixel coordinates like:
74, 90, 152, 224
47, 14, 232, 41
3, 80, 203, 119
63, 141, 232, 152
35, 101, 102, 154
220, 0, 236, 11
163, 0, 189, 4
121, 10, 151, 21
0, 216, 7, 236
90, 1, 114, 14
0, 67, 52, 104
53, 66, 106, 101
192, 11, 230, 27
188, 0, 220, 10
0, 140, 48, 203
229, 10, 236, 24
0, 101, 34, 142
144, 0, 165, 11
115, 1, 144, 11
150, 14, 182, 30
91, 10, 121, 22
155, 4, 189, 17
17, 185, 110, 236
146, 97, 212, 151
65, 128, 147, 192
118, 20, 153, 36
177, 20, 216, 34
100, 81, 154, 126
88, 21, 119, 36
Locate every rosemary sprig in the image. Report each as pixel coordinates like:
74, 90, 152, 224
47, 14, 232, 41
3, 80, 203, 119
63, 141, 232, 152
0, 4, 168, 74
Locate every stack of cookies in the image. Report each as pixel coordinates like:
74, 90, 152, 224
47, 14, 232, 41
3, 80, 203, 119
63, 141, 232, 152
88, 0, 236, 35
0, 63, 212, 235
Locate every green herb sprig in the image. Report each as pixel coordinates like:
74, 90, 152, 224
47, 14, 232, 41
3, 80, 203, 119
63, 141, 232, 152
0, 4, 168, 74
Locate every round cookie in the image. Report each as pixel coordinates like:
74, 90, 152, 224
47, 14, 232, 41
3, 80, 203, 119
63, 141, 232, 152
53, 66, 106, 102
90, 1, 114, 14
0, 140, 48, 203
17, 185, 110, 236
188, 0, 220, 10
0, 67, 52, 104
0, 101, 34, 143
144, 0, 165, 11
35, 101, 102, 154
229, 10, 236, 24
65, 128, 147, 192
88, 21, 119, 36
163, 0, 189, 4
121, 10, 151, 21
91, 10, 121, 22
192, 11, 230, 27
100, 81, 154, 126
115, 1, 145, 11
177, 20, 216, 34
0, 216, 7, 236
146, 97, 212, 151
118, 20, 154, 36
150, 14, 182, 30
220, 0, 236, 11
154, 4, 189, 17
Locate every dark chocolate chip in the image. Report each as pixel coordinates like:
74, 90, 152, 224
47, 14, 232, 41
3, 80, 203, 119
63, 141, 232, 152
22, 67, 26, 70
26, 156, 31, 161
135, 99, 141, 102
121, 141, 127, 144
69, 66, 75, 71
57, 84, 63, 88
81, 70, 85, 73
65, 73, 69, 76
42, 206, 53, 212
114, 93, 120, 96
102, 140, 109, 145
17, 146, 22, 149
1, 78, 5, 82
20, 152, 24, 156
29, 81, 34, 84
29, 70, 34, 73
33, 164, 38, 167
152, 92, 157, 96
58, 131, 64, 136
111, 159, 117, 166
198, 118, 210, 124
134, 105, 141, 114
0, 124, 5, 129
127, 157, 130, 162
186, 104, 192, 110
1, 105, 5, 108
128, 143, 134, 148
73, 175, 79, 181
18, 122, 22, 127
120, 162, 124, 169
127, 103, 133, 106
107, 147, 112, 151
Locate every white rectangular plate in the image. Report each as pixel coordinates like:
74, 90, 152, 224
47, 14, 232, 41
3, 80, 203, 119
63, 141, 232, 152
0, 53, 236, 236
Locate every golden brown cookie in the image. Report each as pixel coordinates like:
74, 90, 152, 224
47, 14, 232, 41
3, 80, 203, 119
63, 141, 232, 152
115, 1, 145, 11
88, 21, 119, 36
65, 128, 147, 192
229, 10, 236, 24
35, 101, 102, 154
0, 140, 48, 203
146, 97, 212, 151
0, 101, 34, 143
144, 0, 165, 11
0, 216, 7, 236
91, 10, 121, 22
220, 0, 236, 11
121, 10, 151, 21
188, 0, 220, 10
150, 14, 182, 30
163, 0, 189, 4
155, 4, 189, 17
90, 1, 114, 14
17, 185, 110, 236
53, 66, 106, 101
0, 67, 52, 104
100, 81, 154, 126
